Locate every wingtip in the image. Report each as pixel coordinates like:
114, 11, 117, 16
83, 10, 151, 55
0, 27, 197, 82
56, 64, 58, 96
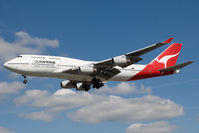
163, 38, 174, 43
189, 60, 194, 64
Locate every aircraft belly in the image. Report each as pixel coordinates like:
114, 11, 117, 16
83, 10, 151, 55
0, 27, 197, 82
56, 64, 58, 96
110, 69, 140, 81
59, 69, 141, 82
57, 73, 93, 81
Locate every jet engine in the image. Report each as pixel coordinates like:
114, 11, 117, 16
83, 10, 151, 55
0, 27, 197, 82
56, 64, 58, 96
112, 55, 130, 66
78, 66, 96, 74
76, 82, 90, 91
61, 80, 76, 88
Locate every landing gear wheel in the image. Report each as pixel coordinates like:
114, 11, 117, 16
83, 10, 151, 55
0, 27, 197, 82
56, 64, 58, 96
85, 88, 89, 92
91, 78, 104, 89
22, 75, 28, 84
23, 79, 27, 84
96, 82, 104, 89
92, 84, 96, 88
100, 82, 104, 87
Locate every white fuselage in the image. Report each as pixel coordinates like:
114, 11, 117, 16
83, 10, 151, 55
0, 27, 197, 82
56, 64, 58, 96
4, 55, 146, 82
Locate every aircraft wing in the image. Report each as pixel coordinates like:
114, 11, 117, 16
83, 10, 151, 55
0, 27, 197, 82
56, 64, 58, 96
62, 38, 173, 80
93, 67, 121, 80
94, 38, 173, 68
62, 65, 121, 80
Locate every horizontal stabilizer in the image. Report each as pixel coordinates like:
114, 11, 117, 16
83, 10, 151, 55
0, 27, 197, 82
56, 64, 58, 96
158, 61, 194, 72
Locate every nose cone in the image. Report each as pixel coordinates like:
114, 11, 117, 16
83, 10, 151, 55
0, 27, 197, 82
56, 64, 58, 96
3, 62, 9, 69
3, 61, 13, 70
3, 58, 20, 72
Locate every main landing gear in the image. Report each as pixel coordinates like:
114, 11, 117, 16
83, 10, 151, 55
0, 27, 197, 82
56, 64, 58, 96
92, 78, 104, 89
22, 75, 28, 84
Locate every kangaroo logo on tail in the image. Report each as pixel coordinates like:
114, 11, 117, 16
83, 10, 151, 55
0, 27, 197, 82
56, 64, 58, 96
154, 52, 180, 68
149, 43, 182, 69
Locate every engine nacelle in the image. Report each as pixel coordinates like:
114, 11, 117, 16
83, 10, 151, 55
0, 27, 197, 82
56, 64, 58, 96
76, 82, 90, 91
78, 66, 95, 74
112, 55, 129, 66
61, 80, 76, 88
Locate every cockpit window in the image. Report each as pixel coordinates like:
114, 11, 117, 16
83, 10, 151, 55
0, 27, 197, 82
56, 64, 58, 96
17, 55, 22, 58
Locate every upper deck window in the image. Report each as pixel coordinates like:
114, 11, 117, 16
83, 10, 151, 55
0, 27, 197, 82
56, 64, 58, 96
17, 55, 22, 58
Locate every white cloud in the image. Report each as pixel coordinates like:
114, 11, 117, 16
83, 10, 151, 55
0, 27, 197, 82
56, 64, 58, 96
15, 89, 107, 109
15, 89, 108, 121
99, 82, 151, 95
0, 31, 59, 64
15, 32, 59, 48
15, 89, 49, 105
0, 81, 25, 99
15, 88, 183, 123
68, 95, 183, 123
0, 126, 14, 133
126, 121, 177, 133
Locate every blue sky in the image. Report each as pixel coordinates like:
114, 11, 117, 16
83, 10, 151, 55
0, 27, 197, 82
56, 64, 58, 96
0, 0, 199, 133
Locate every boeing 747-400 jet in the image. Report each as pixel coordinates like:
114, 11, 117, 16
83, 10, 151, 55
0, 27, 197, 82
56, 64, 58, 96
4, 38, 193, 91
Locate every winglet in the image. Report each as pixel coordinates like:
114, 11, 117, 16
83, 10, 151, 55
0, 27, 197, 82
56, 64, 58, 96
163, 38, 174, 43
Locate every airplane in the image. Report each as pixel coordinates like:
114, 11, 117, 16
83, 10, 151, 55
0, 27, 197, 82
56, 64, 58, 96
3, 38, 193, 91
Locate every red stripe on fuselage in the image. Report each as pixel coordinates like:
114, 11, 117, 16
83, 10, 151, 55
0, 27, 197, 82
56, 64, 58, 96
128, 64, 174, 81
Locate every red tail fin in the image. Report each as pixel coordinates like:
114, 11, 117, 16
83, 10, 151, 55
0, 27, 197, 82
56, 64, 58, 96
129, 43, 182, 81
149, 43, 182, 69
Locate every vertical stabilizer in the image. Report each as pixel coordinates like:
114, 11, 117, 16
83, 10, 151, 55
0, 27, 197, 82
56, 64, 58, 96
149, 43, 182, 70
129, 43, 183, 81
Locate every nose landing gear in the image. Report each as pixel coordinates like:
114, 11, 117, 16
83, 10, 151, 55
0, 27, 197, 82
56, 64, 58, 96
22, 75, 28, 84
